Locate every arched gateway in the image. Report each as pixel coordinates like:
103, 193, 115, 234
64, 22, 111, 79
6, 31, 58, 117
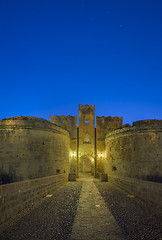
79, 155, 95, 174
50, 104, 123, 177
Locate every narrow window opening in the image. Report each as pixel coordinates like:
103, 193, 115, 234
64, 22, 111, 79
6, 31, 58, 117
85, 120, 88, 124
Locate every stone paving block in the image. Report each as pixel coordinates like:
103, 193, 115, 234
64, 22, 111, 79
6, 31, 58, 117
70, 174, 126, 240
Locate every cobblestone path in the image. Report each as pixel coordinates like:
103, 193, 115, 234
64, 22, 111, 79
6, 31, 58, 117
0, 174, 161, 240
0, 182, 82, 240
70, 174, 126, 240
95, 181, 162, 240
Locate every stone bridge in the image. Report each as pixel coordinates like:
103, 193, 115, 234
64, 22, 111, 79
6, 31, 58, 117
0, 174, 162, 240
0, 104, 162, 239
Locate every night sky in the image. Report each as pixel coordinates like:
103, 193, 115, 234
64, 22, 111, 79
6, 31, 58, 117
0, 0, 162, 125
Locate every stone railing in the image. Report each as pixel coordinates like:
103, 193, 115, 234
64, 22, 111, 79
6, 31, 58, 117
108, 175, 162, 212
0, 174, 68, 225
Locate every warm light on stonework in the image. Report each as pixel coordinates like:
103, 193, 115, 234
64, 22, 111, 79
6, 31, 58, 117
100, 153, 103, 157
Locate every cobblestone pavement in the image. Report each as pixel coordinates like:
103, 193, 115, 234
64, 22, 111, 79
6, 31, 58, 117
0, 182, 82, 240
70, 174, 126, 240
95, 181, 162, 240
0, 175, 161, 240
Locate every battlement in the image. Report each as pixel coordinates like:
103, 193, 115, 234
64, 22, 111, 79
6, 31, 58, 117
49, 115, 77, 139
96, 116, 123, 140
0, 105, 162, 229
1, 105, 161, 188
96, 116, 123, 126
79, 104, 95, 115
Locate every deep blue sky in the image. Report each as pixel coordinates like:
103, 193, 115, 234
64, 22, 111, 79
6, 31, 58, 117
0, 0, 162, 125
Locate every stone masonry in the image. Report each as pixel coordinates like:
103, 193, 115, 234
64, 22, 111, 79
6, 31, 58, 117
0, 104, 162, 227
1, 104, 162, 184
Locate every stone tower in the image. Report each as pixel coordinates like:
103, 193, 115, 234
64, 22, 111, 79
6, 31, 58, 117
49, 115, 77, 173
78, 104, 95, 173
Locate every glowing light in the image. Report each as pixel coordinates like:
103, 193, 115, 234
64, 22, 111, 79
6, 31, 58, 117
72, 152, 74, 156
100, 153, 103, 157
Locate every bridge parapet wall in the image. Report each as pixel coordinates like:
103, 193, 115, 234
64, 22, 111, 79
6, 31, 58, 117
108, 175, 162, 212
0, 174, 68, 226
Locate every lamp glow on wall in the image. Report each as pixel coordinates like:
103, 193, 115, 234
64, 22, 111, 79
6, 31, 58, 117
100, 153, 103, 158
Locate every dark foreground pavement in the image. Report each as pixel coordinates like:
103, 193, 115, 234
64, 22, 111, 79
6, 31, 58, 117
95, 182, 162, 240
0, 175, 162, 240
0, 182, 82, 240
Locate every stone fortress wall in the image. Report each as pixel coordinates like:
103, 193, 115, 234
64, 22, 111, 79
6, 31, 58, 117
49, 115, 78, 173
104, 119, 162, 210
96, 116, 123, 173
105, 119, 162, 182
0, 117, 70, 183
0, 116, 71, 224
0, 107, 162, 185
0, 105, 162, 223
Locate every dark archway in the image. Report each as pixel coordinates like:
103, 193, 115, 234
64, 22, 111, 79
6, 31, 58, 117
79, 155, 95, 175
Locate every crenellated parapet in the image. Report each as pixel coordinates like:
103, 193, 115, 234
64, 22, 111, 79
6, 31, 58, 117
79, 104, 95, 115
1, 105, 162, 186
49, 115, 77, 140
96, 116, 123, 141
